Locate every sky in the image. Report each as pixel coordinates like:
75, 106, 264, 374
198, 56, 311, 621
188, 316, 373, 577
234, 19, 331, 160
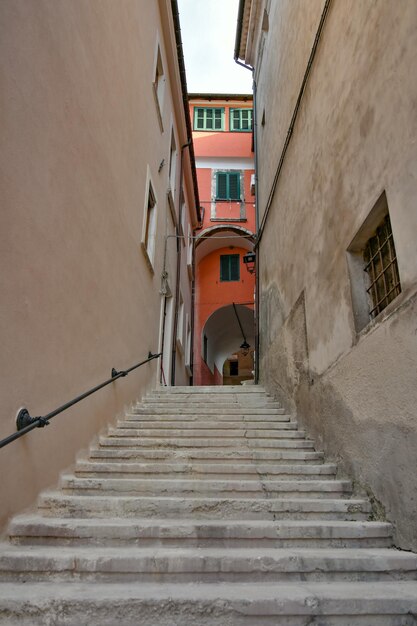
177, 0, 253, 94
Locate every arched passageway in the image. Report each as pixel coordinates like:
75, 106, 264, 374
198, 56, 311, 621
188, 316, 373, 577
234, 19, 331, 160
199, 304, 254, 385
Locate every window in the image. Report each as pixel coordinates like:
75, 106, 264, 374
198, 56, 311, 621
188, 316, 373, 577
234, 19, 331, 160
141, 174, 157, 270
347, 192, 401, 332
194, 107, 224, 131
177, 293, 184, 351
185, 315, 191, 369
169, 129, 177, 193
153, 46, 165, 129
364, 214, 401, 318
216, 172, 240, 200
229, 360, 239, 376
220, 254, 240, 282
230, 108, 253, 132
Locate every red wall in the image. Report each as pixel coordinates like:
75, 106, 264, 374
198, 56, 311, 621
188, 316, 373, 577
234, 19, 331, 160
194, 246, 255, 386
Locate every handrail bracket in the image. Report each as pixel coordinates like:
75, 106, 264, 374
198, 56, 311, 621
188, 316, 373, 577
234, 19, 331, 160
16, 409, 49, 431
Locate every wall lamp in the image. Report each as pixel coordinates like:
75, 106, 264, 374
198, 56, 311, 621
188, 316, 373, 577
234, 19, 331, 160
243, 252, 256, 274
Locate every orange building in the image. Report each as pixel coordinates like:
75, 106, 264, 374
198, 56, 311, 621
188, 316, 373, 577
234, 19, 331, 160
189, 94, 256, 385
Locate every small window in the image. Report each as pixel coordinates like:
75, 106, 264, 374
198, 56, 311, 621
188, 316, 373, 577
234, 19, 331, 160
229, 360, 239, 376
364, 214, 401, 318
194, 107, 224, 131
230, 108, 253, 132
169, 129, 177, 193
185, 316, 191, 368
153, 46, 165, 129
216, 172, 240, 200
203, 334, 208, 363
142, 176, 157, 270
347, 192, 401, 332
220, 254, 240, 282
177, 294, 185, 353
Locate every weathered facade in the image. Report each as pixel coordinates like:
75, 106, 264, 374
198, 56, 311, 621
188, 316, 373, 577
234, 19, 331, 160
236, 0, 417, 550
0, 0, 199, 530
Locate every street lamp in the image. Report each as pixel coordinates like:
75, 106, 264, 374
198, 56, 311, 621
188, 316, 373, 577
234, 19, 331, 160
243, 252, 256, 274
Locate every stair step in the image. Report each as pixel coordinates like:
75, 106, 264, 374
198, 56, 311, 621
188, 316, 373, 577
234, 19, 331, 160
1, 581, 416, 625
60, 476, 352, 498
117, 420, 297, 429
98, 436, 315, 449
38, 493, 371, 520
2, 383, 415, 624
74, 461, 337, 479
125, 412, 292, 422
107, 428, 304, 439
0, 546, 415, 582
133, 407, 287, 415
88, 447, 325, 463
9, 517, 393, 548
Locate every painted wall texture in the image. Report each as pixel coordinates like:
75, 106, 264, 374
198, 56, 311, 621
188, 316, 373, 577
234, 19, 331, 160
189, 95, 255, 385
0, 0, 198, 530
237, 0, 417, 549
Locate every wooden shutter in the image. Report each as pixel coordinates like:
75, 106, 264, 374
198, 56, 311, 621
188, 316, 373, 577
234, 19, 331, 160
214, 109, 223, 129
232, 109, 240, 130
228, 173, 240, 200
216, 173, 228, 199
220, 255, 229, 281
195, 108, 204, 129
230, 254, 240, 280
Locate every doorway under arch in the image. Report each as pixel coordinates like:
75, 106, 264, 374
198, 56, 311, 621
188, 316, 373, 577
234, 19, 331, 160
199, 303, 254, 385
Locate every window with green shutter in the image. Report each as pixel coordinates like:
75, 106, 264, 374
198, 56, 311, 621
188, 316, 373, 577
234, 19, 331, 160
230, 108, 253, 132
194, 107, 224, 131
220, 254, 240, 282
216, 172, 241, 200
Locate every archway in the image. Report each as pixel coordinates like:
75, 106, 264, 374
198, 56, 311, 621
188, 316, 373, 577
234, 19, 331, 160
200, 303, 254, 385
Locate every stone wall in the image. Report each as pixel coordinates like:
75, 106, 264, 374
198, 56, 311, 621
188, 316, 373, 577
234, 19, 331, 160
255, 0, 417, 550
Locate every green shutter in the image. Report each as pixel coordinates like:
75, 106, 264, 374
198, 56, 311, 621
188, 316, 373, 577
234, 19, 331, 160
220, 255, 229, 281
214, 109, 222, 129
229, 173, 240, 200
195, 108, 204, 129
232, 109, 240, 130
230, 108, 253, 132
220, 254, 240, 282
230, 254, 240, 280
216, 173, 228, 199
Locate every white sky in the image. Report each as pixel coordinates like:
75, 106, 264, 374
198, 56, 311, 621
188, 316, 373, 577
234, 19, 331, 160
177, 0, 253, 94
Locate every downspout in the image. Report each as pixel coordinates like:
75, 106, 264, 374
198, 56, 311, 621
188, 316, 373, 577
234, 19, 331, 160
189, 232, 196, 385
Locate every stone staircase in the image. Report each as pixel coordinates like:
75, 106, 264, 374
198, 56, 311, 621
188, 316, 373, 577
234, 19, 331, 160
0, 385, 416, 625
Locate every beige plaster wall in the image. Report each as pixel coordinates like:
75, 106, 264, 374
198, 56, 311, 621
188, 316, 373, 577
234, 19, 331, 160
0, 1, 195, 530
255, 0, 417, 549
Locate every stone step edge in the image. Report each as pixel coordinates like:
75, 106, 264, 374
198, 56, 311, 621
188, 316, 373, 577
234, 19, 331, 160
8, 517, 393, 538
0, 581, 416, 619
1, 545, 414, 565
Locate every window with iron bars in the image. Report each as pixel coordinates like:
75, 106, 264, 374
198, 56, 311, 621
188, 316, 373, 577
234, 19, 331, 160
363, 214, 401, 318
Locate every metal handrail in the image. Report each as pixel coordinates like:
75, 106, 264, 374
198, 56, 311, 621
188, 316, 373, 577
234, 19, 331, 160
0, 351, 162, 450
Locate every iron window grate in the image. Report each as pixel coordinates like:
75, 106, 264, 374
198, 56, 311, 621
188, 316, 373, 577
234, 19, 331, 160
363, 214, 401, 318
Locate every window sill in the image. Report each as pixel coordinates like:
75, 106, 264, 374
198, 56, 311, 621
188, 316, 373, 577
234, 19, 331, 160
354, 287, 416, 344
210, 218, 247, 223
140, 242, 155, 275
153, 87, 164, 133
